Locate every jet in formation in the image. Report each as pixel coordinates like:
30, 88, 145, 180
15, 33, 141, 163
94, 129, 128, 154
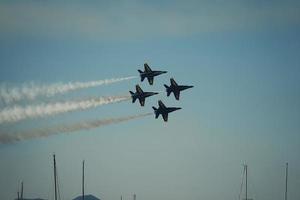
164, 78, 194, 100
138, 63, 167, 85
130, 84, 158, 106
152, 100, 181, 122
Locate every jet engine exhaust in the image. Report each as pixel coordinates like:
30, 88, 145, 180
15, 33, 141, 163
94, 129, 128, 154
0, 113, 152, 143
0, 76, 136, 104
0, 95, 131, 124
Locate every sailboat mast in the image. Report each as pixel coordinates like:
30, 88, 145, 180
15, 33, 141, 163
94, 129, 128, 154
245, 165, 248, 200
82, 160, 85, 200
285, 162, 288, 200
21, 181, 23, 199
53, 154, 57, 200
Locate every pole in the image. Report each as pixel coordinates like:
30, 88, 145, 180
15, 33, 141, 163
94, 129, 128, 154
53, 154, 57, 200
82, 160, 85, 200
285, 162, 288, 200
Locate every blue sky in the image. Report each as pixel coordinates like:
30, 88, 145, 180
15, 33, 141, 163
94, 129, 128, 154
0, 1, 300, 200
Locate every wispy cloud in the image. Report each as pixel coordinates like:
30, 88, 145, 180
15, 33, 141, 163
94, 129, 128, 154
0, 1, 299, 40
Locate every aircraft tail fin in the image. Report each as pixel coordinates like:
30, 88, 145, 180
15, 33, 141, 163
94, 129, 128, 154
164, 84, 171, 96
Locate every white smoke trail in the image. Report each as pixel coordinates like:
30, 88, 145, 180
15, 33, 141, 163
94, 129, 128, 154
0, 95, 130, 124
0, 113, 152, 143
0, 76, 136, 104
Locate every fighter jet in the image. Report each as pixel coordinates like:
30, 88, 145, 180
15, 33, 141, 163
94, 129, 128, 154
129, 84, 158, 106
138, 63, 167, 85
152, 100, 181, 122
164, 78, 194, 100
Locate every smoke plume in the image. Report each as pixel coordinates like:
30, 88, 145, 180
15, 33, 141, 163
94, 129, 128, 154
0, 95, 130, 124
0, 76, 136, 104
0, 113, 152, 143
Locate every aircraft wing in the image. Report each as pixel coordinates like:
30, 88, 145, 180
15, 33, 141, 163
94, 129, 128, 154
162, 113, 168, 122
158, 100, 166, 109
139, 97, 145, 106
170, 78, 178, 86
144, 63, 152, 72
147, 77, 154, 85
136, 85, 143, 94
174, 90, 180, 100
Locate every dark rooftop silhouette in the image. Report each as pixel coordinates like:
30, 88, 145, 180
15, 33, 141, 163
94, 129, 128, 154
73, 195, 101, 200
